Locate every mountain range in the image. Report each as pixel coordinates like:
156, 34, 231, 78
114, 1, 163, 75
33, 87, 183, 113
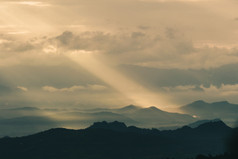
0, 100, 238, 137
0, 120, 234, 159
181, 100, 238, 125
0, 104, 195, 137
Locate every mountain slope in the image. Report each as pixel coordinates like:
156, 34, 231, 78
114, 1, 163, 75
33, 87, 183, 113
116, 106, 196, 128
188, 119, 221, 128
0, 120, 232, 159
181, 100, 238, 124
0, 105, 195, 137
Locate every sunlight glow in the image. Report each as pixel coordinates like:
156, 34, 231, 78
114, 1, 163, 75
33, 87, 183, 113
67, 50, 170, 110
10, 1, 51, 7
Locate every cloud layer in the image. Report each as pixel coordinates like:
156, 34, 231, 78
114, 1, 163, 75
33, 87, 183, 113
0, 0, 238, 110
42, 84, 107, 93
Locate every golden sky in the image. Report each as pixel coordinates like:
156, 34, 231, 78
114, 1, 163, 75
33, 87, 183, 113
1, 0, 238, 111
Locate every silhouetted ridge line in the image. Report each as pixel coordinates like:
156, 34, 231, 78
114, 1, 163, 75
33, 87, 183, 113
196, 120, 229, 130
119, 105, 140, 110
188, 118, 222, 128
88, 121, 127, 131
0, 120, 233, 159
181, 100, 238, 126
87, 121, 158, 134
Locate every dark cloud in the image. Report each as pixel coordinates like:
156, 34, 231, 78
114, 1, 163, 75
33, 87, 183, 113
53, 31, 153, 54
165, 27, 177, 39
0, 40, 34, 53
119, 63, 238, 88
55, 31, 74, 45
2, 30, 237, 70
49, 30, 238, 70
0, 65, 105, 88
138, 25, 150, 30
131, 32, 146, 39
0, 85, 12, 95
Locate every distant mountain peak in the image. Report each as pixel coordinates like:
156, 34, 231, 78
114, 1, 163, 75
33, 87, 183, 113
181, 100, 210, 110
120, 105, 140, 109
181, 100, 238, 123
148, 106, 160, 111
191, 100, 207, 104
118, 105, 141, 112
188, 100, 232, 106
148, 106, 158, 109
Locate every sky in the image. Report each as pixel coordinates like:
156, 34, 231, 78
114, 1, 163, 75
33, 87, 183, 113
1, 0, 238, 111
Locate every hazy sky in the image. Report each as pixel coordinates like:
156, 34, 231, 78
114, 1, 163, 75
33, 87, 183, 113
1, 0, 238, 111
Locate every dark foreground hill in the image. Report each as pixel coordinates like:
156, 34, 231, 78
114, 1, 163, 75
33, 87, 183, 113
0, 120, 234, 159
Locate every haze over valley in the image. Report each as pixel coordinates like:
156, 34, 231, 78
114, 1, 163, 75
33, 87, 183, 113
0, 100, 237, 137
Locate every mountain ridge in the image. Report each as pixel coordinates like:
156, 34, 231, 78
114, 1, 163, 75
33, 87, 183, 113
0, 120, 233, 159
181, 100, 238, 125
1, 100, 238, 137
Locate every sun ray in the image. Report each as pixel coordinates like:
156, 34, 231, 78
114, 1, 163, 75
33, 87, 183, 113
66, 50, 171, 110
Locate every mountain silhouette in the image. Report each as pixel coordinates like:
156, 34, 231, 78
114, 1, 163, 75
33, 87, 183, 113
116, 104, 140, 113
0, 104, 197, 137
113, 105, 196, 128
1, 100, 238, 137
88, 121, 127, 131
188, 119, 222, 128
0, 120, 233, 159
181, 100, 238, 125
